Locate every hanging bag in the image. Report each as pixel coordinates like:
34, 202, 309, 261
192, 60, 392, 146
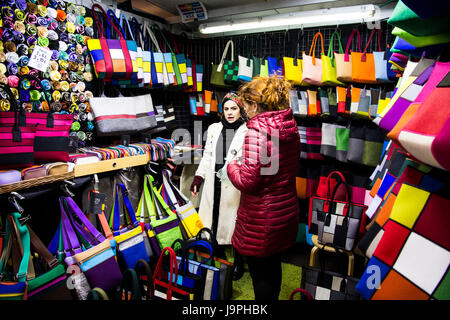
130, 17, 145, 86
0, 76, 72, 163
351, 28, 378, 84
87, 4, 133, 81
283, 29, 303, 85
322, 31, 344, 86
238, 55, 254, 82
302, 32, 325, 86
210, 40, 232, 88
222, 40, 239, 84
161, 169, 204, 238
143, 21, 169, 87
335, 29, 361, 83
109, 183, 151, 271
155, 26, 183, 86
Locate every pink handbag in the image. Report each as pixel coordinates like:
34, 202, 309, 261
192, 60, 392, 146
302, 32, 325, 86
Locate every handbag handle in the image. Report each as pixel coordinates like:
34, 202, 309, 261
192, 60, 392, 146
135, 259, 154, 299
344, 29, 361, 62
0, 213, 31, 282
120, 269, 142, 300
110, 183, 138, 233
153, 24, 174, 54
105, 9, 127, 40
153, 247, 179, 299
119, 13, 136, 42
0, 83, 22, 142
130, 17, 144, 47
143, 21, 162, 53
289, 288, 313, 300
216, 40, 234, 72
326, 171, 346, 199
361, 28, 377, 62
91, 3, 125, 39
308, 32, 325, 65
328, 31, 344, 60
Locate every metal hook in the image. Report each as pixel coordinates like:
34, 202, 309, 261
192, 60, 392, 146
61, 180, 75, 197
8, 193, 24, 214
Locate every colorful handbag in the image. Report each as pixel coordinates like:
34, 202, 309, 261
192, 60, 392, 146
137, 175, 184, 251
59, 196, 122, 297
109, 183, 151, 271
161, 169, 204, 239
222, 41, 239, 84
87, 4, 133, 81
0, 83, 36, 169
351, 28, 378, 84
356, 183, 450, 300
335, 29, 361, 83
130, 17, 145, 86
260, 59, 269, 77
320, 123, 346, 159
152, 247, 190, 300
284, 57, 303, 85
210, 40, 233, 88
237, 55, 253, 82
0, 75, 73, 163
322, 31, 344, 86
298, 121, 324, 160
302, 32, 325, 86
267, 56, 283, 77
314, 180, 368, 251
143, 21, 169, 87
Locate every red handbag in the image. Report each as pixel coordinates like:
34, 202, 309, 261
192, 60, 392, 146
0, 75, 73, 163
0, 83, 36, 169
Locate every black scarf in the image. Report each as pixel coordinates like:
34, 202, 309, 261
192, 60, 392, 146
215, 118, 244, 171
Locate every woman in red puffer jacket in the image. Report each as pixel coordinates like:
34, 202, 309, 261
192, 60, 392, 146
227, 76, 300, 300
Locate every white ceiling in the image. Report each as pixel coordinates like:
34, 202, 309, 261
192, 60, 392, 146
121, 0, 394, 34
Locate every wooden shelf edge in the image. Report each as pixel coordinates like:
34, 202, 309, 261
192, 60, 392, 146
73, 154, 150, 177
0, 172, 75, 195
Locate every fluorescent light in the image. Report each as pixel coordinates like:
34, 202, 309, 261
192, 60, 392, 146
199, 5, 378, 34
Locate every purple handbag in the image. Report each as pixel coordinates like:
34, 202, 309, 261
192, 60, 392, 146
59, 197, 122, 298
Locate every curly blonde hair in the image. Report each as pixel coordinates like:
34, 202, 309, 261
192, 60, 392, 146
238, 75, 292, 113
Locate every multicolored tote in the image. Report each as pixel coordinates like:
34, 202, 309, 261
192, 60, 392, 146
87, 4, 133, 81
222, 41, 239, 84
356, 184, 450, 300
0, 83, 36, 169
302, 32, 325, 86
143, 21, 169, 87
335, 29, 361, 83
322, 31, 344, 86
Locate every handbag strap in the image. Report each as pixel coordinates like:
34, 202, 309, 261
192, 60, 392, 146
27, 225, 60, 269
289, 288, 313, 300
181, 239, 213, 270
130, 17, 143, 47
308, 32, 324, 64
153, 247, 178, 298
119, 12, 135, 41
91, 3, 125, 39
120, 268, 141, 300
135, 259, 154, 299
0, 83, 21, 142
362, 28, 377, 55
328, 31, 344, 57
110, 183, 138, 232
105, 9, 127, 40
326, 171, 346, 198
153, 24, 174, 54
344, 28, 361, 61
217, 40, 234, 72
5, 212, 31, 282
143, 21, 161, 53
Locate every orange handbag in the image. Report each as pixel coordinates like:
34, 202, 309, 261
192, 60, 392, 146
351, 28, 378, 84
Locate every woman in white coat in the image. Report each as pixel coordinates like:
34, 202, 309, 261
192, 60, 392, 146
191, 92, 248, 280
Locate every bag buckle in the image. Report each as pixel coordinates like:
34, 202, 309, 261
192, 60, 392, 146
18, 214, 32, 225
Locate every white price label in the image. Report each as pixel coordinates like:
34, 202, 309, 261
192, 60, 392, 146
28, 46, 52, 72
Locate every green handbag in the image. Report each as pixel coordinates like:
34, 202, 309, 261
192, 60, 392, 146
210, 40, 235, 88
387, 0, 450, 37
392, 27, 450, 48
260, 59, 269, 77
142, 175, 184, 251
252, 57, 261, 77
221, 40, 239, 84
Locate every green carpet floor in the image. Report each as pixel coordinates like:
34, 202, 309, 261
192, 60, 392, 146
231, 263, 303, 300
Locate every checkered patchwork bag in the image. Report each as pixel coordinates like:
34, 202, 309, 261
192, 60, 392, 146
356, 183, 450, 300
87, 4, 133, 81
215, 40, 239, 84
311, 179, 368, 251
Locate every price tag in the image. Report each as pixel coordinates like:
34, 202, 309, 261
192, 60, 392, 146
28, 46, 52, 72
88, 191, 106, 215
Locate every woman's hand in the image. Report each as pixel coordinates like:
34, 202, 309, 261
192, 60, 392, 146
190, 175, 204, 198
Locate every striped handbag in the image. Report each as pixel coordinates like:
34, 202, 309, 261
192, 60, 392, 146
0, 75, 73, 163
87, 4, 133, 81
0, 83, 36, 169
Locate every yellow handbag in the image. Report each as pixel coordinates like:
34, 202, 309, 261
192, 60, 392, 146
283, 57, 303, 85
322, 31, 344, 86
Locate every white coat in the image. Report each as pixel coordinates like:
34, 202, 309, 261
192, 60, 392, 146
195, 121, 247, 245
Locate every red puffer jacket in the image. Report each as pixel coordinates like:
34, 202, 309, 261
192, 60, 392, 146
227, 108, 300, 257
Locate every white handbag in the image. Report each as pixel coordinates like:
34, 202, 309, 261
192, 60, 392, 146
238, 55, 253, 82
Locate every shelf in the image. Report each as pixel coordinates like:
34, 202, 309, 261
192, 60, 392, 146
0, 172, 75, 195
73, 154, 150, 177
